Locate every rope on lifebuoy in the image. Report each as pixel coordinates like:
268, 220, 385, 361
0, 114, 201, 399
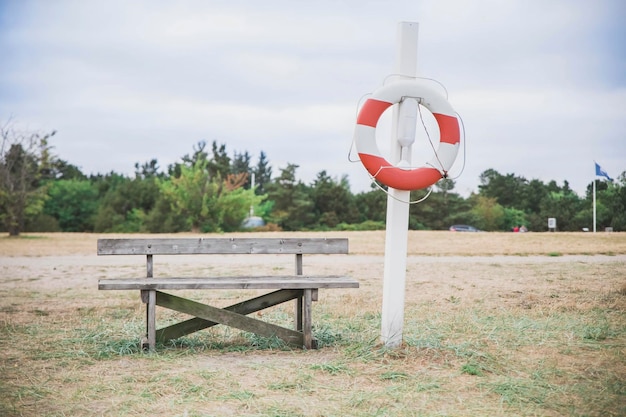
353, 79, 461, 191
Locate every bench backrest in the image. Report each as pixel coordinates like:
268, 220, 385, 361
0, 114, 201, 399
97, 238, 348, 256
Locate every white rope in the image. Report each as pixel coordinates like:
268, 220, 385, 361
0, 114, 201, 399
347, 92, 373, 163
445, 111, 467, 180
368, 176, 434, 204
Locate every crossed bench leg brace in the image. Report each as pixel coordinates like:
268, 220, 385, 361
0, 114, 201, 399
140, 288, 319, 350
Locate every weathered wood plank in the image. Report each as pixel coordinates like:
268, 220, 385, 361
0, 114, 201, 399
295, 295, 303, 332
156, 292, 304, 347
99, 276, 359, 290
146, 290, 156, 350
303, 289, 313, 349
155, 289, 302, 342
98, 238, 348, 255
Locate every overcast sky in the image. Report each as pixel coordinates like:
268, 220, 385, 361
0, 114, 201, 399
1, 0, 625, 197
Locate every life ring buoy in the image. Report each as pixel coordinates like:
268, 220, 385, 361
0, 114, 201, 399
354, 80, 460, 191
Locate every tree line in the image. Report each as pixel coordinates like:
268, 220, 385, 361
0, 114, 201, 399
1, 123, 624, 236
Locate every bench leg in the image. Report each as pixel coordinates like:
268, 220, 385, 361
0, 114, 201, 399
143, 290, 156, 351
295, 294, 303, 332
303, 289, 313, 349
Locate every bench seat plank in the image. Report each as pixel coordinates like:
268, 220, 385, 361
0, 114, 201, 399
99, 276, 359, 290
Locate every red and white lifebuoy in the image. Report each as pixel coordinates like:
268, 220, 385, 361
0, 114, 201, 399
354, 80, 460, 191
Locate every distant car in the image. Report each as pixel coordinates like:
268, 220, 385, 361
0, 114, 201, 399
449, 225, 481, 232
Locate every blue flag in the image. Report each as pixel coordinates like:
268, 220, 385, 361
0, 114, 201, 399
595, 162, 613, 181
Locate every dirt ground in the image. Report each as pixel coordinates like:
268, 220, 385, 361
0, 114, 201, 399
1, 231, 625, 417
2, 230, 624, 304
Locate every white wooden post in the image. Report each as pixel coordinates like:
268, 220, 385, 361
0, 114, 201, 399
380, 22, 419, 348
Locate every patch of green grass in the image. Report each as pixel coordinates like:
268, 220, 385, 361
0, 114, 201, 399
461, 362, 483, 376
313, 324, 344, 347
310, 362, 351, 375
218, 389, 255, 401
342, 335, 381, 362
581, 322, 613, 341
98, 338, 143, 357
267, 372, 313, 393
485, 376, 557, 406
258, 406, 305, 417
414, 382, 442, 392
404, 333, 444, 350
243, 333, 290, 350
379, 371, 408, 381
164, 336, 219, 352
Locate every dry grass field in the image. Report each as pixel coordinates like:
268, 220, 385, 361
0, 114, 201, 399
1, 231, 625, 417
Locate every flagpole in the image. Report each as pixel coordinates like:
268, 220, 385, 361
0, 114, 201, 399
593, 177, 596, 233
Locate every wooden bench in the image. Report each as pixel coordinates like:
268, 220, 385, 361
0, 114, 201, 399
97, 237, 358, 350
